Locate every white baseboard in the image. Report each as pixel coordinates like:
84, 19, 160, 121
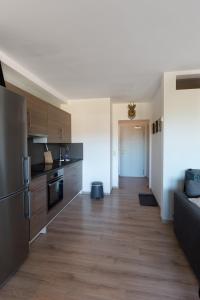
161, 218, 173, 224
80, 191, 111, 196
112, 186, 119, 189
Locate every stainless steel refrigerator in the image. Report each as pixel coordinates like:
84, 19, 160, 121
0, 85, 30, 286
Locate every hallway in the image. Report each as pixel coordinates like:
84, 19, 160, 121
0, 178, 198, 300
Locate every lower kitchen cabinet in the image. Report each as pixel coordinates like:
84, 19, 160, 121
30, 161, 83, 240
29, 175, 47, 240
47, 161, 82, 223
63, 161, 82, 204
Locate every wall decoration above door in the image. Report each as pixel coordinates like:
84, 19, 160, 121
128, 102, 136, 120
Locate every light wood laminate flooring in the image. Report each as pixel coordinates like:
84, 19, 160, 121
0, 177, 198, 300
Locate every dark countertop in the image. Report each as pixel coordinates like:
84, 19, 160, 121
31, 159, 83, 179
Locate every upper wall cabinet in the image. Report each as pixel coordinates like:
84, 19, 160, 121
27, 95, 48, 136
6, 82, 71, 143
47, 104, 63, 143
6, 83, 48, 136
47, 104, 71, 143
65, 111, 71, 143
60, 109, 71, 143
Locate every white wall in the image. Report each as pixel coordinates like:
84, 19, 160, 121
111, 102, 152, 187
110, 102, 113, 189
150, 81, 164, 208
62, 99, 111, 194
163, 70, 200, 220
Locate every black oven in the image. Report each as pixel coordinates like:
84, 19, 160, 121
47, 168, 64, 210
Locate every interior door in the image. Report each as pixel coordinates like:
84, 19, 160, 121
120, 124, 145, 177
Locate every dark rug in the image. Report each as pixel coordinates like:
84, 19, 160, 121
139, 193, 158, 206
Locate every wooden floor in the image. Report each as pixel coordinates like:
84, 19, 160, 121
0, 177, 199, 300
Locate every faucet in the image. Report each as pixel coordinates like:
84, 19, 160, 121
59, 147, 64, 162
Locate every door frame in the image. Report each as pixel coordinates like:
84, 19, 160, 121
118, 120, 150, 179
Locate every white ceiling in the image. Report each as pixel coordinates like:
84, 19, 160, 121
0, 0, 200, 102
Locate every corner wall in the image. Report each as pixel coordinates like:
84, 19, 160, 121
163, 70, 200, 220
150, 80, 164, 208
62, 99, 111, 194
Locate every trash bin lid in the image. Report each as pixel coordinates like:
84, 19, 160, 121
91, 181, 103, 186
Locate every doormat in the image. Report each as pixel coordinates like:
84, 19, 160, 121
139, 193, 158, 206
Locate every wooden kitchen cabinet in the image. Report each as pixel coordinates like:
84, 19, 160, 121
6, 82, 48, 136
63, 161, 82, 204
47, 161, 82, 223
47, 104, 71, 143
27, 95, 48, 136
65, 112, 71, 143
60, 109, 71, 143
30, 175, 47, 240
6, 82, 71, 141
47, 104, 63, 143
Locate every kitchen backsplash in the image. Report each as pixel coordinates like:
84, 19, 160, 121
28, 138, 83, 165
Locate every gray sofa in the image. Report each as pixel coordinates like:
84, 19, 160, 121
174, 191, 200, 296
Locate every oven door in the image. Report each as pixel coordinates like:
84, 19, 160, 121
48, 177, 63, 210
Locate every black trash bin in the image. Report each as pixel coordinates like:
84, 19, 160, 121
91, 181, 104, 199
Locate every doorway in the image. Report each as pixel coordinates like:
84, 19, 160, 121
119, 120, 149, 178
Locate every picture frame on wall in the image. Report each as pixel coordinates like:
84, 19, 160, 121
158, 118, 162, 132
155, 120, 158, 133
152, 123, 155, 134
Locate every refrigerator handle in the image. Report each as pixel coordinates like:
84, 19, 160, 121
23, 156, 31, 186
24, 190, 31, 219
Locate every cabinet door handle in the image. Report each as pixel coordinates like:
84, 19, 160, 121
23, 156, 31, 185
29, 111, 32, 129
27, 112, 30, 129
59, 128, 63, 139
28, 191, 32, 219
24, 190, 31, 219
27, 111, 31, 129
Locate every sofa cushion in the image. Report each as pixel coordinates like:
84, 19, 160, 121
185, 180, 200, 197
185, 169, 200, 197
188, 197, 200, 208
